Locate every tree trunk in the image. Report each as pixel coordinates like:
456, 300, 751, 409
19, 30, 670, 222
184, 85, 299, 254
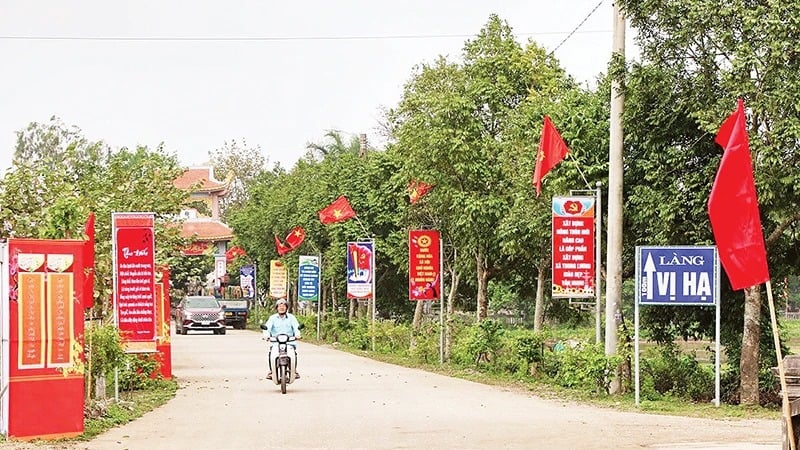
533, 264, 545, 332
349, 298, 356, 320
412, 299, 424, 331
444, 250, 459, 361
740, 286, 762, 405
476, 250, 490, 321
331, 280, 337, 315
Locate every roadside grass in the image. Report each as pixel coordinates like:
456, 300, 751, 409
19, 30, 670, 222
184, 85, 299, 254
79, 379, 178, 441
307, 320, 788, 422
2, 379, 178, 447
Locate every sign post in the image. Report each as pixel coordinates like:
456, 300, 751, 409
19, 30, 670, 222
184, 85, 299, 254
634, 246, 720, 406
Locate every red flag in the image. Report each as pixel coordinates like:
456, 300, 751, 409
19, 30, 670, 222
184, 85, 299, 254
225, 246, 246, 263
318, 195, 356, 224
533, 115, 571, 197
708, 99, 769, 290
274, 235, 291, 256
83, 212, 95, 309
408, 179, 434, 204
285, 226, 306, 249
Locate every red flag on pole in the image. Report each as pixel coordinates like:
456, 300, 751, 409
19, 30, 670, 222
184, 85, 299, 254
533, 115, 571, 197
318, 195, 356, 224
708, 99, 769, 290
408, 180, 434, 204
285, 226, 306, 250
274, 235, 291, 256
83, 212, 95, 308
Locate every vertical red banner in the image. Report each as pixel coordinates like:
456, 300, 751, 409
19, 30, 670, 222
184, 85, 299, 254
409, 230, 441, 301
154, 269, 172, 379
6, 240, 86, 440
113, 213, 157, 348
552, 196, 596, 298
17, 271, 46, 369
47, 272, 74, 367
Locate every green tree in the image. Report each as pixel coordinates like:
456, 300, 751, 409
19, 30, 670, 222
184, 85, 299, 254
0, 119, 189, 318
207, 139, 268, 218
619, 0, 800, 404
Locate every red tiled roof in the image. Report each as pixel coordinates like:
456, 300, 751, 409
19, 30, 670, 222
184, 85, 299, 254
181, 219, 234, 241
174, 167, 231, 193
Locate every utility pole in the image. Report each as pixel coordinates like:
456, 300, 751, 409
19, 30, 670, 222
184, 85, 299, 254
605, 1, 626, 372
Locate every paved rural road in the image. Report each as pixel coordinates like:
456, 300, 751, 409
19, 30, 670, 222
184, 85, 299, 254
14, 327, 785, 449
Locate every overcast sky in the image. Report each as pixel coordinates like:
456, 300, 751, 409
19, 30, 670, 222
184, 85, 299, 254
0, 0, 636, 174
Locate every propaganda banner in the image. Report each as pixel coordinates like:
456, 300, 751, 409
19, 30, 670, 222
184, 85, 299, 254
269, 260, 288, 298
298, 256, 320, 302
552, 196, 595, 298
3, 239, 87, 439
409, 230, 441, 301
346, 241, 374, 299
113, 213, 157, 349
239, 265, 256, 299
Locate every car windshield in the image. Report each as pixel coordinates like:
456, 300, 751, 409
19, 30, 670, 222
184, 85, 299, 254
185, 297, 219, 308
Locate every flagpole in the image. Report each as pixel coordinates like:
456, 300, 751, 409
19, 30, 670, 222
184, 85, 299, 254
353, 215, 370, 238
568, 152, 592, 191
766, 280, 796, 450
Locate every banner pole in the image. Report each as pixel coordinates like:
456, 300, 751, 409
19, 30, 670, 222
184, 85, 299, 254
317, 253, 322, 340
439, 233, 444, 365
767, 280, 796, 450
371, 239, 376, 352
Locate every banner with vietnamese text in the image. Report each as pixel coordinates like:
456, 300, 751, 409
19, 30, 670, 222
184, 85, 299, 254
4, 239, 86, 439
298, 256, 320, 302
113, 212, 157, 348
552, 197, 595, 298
409, 230, 441, 301
269, 260, 288, 298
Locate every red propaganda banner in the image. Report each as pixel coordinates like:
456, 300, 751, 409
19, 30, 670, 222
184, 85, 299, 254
113, 213, 157, 351
552, 196, 595, 298
4, 239, 86, 439
409, 230, 441, 301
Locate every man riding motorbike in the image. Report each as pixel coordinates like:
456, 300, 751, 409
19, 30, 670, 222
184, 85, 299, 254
264, 298, 301, 379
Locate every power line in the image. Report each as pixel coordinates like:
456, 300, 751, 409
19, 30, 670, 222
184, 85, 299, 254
550, 0, 607, 54
0, 29, 610, 43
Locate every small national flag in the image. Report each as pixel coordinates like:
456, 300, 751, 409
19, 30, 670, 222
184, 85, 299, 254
318, 195, 356, 224
225, 246, 246, 262
285, 226, 306, 250
708, 98, 769, 290
408, 179, 434, 204
533, 115, 571, 197
274, 235, 291, 256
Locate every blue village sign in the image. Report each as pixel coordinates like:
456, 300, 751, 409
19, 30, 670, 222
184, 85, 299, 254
635, 246, 719, 306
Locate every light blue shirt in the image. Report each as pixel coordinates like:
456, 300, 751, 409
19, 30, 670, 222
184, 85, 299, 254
264, 312, 301, 344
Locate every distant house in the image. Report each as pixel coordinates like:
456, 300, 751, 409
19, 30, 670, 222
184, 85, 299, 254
173, 167, 234, 285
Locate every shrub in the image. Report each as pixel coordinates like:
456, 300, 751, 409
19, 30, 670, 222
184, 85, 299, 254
641, 345, 714, 402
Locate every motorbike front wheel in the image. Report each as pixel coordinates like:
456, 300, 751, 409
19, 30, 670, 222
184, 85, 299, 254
279, 366, 287, 394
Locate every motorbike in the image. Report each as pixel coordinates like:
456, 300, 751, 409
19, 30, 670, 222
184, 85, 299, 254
260, 325, 297, 394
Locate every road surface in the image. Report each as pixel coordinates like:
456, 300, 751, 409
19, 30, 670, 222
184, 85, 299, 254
11, 327, 785, 449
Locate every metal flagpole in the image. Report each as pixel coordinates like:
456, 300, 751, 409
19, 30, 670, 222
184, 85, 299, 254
371, 238, 376, 352
439, 234, 445, 365
595, 181, 603, 344
316, 253, 322, 340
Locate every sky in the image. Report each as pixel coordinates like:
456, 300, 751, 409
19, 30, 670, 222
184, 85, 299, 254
0, 0, 637, 174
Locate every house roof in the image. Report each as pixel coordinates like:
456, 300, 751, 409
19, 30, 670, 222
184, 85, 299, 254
180, 219, 234, 241
174, 166, 232, 194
